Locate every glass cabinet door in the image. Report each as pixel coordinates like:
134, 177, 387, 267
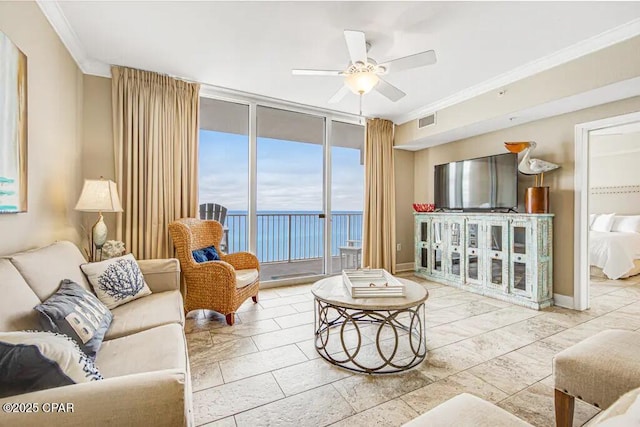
510, 221, 531, 296
485, 220, 509, 290
445, 219, 464, 282
415, 217, 430, 273
465, 220, 483, 286
430, 219, 445, 277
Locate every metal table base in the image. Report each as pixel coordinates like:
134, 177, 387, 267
314, 298, 427, 374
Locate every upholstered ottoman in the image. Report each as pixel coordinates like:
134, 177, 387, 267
402, 393, 533, 427
554, 329, 640, 426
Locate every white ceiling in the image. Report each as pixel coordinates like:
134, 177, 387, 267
48, 1, 640, 122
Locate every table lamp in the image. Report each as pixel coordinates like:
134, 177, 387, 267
75, 178, 123, 261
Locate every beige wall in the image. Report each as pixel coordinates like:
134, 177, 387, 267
590, 131, 640, 187
412, 96, 640, 297
0, 2, 84, 256
82, 75, 116, 234
394, 148, 415, 266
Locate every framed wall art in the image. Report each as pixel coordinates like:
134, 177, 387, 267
0, 30, 27, 213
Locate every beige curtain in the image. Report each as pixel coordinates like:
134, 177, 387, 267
112, 66, 199, 259
362, 118, 396, 272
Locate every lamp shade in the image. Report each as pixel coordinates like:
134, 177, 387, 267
75, 179, 123, 212
345, 71, 380, 95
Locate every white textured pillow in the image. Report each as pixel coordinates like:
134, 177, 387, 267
592, 213, 616, 232
612, 216, 640, 234
590, 214, 597, 228
81, 254, 151, 309
0, 331, 102, 398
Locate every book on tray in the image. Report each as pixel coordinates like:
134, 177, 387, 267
342, 269, 405, 298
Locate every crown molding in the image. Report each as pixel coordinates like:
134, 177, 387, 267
37, 1, 98, 75
394, 18, 640, 125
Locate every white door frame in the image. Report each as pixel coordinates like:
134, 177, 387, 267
573, 111, 640, 310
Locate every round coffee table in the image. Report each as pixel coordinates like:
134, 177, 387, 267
311, 275, 428, 374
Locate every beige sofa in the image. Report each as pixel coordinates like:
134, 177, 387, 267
0, 241, 193, 426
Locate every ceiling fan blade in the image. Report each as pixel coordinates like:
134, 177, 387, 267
292, 69, 343, 76
375, 78, 406, 102
328, 85, 351, 104
344, 30, 368, 65
382, 50, 437, 73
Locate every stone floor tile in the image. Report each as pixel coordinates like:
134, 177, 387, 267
236, 304, 298, 323
329, 398, 419, 427
272, 358, 351, 396
187, 330, 214, 354
425, 321, 485, 350
251, 323, 313, 351
234, 384, 354, 427
586, 294, 635, 316
467, 351, 552, 395
333, 370, 432, 412
497, 382, 599, 427
273, 310, 315, 329
191, 360, 224, 392
401, 371, 508, 414
291, 300, 315, 313
201, 416, 236, 427
260, 293, 314, 309
189, 334, 259, 366
193, 373, 284, 425
514, 339, 567, 365
416, 341, 487, 381
498, 316, 567, 343
295, 338, 321, 360
275, 284, 313, 297
537, 306, 596, 328
219, 344, 307, 383
456, 328, 533, 360
214, 318, 282, 337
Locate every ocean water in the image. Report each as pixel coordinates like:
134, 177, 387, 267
224, 211, 363, 262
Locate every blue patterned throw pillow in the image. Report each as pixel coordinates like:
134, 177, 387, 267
80, 254, 151, 309
192, 245, 220, 263
34, 280, 112, 360
0, 331, 103, 398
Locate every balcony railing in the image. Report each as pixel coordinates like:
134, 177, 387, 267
224, 212, 362, 263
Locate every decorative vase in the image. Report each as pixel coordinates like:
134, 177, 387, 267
525, 187, 549, 214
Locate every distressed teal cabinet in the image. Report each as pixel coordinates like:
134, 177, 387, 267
414, 213, 554, 310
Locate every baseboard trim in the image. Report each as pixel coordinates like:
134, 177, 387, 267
553, 293, 574, 309
395, 262, 414, 273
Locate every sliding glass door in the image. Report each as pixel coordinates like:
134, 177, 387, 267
199, 97, 364, 283
257, 106, 325, 280
330, 121, 365, 274
199, 98, 249, 252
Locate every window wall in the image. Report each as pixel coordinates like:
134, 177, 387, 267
199, 95, 364, 282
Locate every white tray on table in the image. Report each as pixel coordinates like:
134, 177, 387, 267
342, 269, 405, 298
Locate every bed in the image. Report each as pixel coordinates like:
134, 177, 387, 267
590, 231, 640, 279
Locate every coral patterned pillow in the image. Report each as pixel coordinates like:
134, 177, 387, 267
80, 254, 151, 309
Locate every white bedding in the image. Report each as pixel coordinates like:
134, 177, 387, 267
590, 231, 640, 279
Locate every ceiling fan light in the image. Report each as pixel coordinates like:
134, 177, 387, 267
345, 71, 379, 95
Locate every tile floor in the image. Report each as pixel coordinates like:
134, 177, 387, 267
186, 273, 640, 427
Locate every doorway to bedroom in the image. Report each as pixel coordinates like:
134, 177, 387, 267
575, 112, 640, 311
588, 123, 640, 303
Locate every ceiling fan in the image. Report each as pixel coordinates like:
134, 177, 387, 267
292, 30, 437, 104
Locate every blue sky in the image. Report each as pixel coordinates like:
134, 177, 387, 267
199, 130, 364, 212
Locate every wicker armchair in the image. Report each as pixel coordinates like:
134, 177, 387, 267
168, 218, 259, 325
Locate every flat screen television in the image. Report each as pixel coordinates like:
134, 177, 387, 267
434, 152, 518, 211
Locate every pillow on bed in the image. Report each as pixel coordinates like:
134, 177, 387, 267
592, 213, 616, 232
612, 216, 640, 234
590, 214, 598, 228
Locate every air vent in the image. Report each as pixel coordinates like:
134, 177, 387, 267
418, 113, 436, 129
